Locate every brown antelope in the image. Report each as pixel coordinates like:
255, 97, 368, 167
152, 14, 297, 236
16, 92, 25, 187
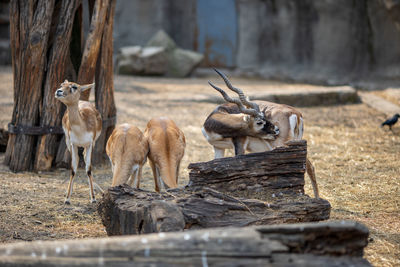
106, 123, 149, 187
55, 80, 102, 204
144, 117, 186, 192
202, 69, 319, 198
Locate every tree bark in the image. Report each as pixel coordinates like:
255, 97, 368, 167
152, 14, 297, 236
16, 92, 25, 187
5, 0, 55, 171
98, 185, 331, 236
6, 0, 116, 171
188, 140, 307, 199
78, 0, 110, 101
93, 0, 117, 163
0, 221, 370, 266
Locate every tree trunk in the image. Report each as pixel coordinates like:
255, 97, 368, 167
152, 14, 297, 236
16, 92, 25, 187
93, 0, 117, 163
5, 0, 55, 171
0, 221, 371, 266
6, 0, 116, 171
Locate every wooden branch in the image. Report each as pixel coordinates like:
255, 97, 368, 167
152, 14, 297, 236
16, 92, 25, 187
78, 0, 110, 101
5, 0, 55, 171
0, 221, 370, 266
92, 0, 117, 164
188, 140, 307, 199
98, 185, 330, 236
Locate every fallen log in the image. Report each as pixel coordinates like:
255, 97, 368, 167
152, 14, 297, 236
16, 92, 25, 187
0, 221, 370, 266
98, 140, 330, 236
98, 185, 330, 235
188, 140, 308, 199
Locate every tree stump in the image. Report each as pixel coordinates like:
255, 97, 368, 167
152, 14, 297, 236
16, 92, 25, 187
0, 221, 371, 266
5, 0, 117, 172
98, 141, 332, 236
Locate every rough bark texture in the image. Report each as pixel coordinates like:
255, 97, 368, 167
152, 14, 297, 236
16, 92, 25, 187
188, 140, 307, 199
98, 141, 331, 236
98, 185, 331, 236
92, 0, 117, 163
5, 0, 55, 171
6, 0, 116, 171
0, 221, 370, 266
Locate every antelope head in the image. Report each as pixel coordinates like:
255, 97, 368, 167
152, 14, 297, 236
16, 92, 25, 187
55, 80, 94, 105
209, 69, 279, 140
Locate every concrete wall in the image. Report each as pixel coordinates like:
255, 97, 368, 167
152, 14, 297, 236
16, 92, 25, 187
113, 0, 196, 52
236, 0, 400, 83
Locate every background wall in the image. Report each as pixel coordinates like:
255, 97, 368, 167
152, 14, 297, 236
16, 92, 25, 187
1, 0, 400, 84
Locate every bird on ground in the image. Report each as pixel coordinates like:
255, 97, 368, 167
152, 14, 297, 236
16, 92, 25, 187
381, 113, 400, 130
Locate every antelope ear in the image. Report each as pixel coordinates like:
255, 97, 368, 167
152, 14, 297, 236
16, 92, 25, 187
80, 83, 95, 92
63, 79, 68, 84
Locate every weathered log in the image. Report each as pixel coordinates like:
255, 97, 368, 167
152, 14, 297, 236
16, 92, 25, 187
98, 185, 330, 236
78, 0, 110, 101
92, 0, 117, 163
188, 140, 307, 199
5, 0, 55, 171
98, 141, 331, 236
0, 221, 370, 266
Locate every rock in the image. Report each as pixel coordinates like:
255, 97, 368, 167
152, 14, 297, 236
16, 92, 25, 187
167, 48, 204, 78
116, 46, 167, 75
146, 29, 177, 52
116, 30, 203, 77
140, 46, 168, 75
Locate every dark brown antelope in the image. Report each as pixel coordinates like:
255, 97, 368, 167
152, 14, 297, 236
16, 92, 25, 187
202, 69, 319, 198
55, 80, 102, 204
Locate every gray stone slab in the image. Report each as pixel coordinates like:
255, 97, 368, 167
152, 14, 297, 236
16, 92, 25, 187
359, 92, 400, 116
173, 86, 360, 107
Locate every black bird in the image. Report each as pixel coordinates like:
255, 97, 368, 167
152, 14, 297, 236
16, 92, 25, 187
381, 113, 400, 130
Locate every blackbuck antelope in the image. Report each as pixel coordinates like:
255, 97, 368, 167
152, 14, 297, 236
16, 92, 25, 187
55, 80, 102, 204
202, 69, 320, 198
106, 124, 149, 187
144, 117, 186, 192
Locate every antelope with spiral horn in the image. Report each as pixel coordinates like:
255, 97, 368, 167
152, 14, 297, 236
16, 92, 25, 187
202, 69, 320, 198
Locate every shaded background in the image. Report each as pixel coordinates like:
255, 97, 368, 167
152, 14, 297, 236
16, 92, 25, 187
1, 0, 400, 85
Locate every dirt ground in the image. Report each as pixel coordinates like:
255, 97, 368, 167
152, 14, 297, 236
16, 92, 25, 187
0, 67, 399, 266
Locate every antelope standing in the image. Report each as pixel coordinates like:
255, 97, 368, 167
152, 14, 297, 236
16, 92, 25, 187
144, 117, 186, 192
55, 80, 102, 204
202, 69, 319, 198
106, 123, 149, 187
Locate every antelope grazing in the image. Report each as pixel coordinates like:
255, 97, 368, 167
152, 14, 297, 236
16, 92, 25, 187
55, 80, 102, 204
202, 69, 319, 198
144, 117, 186, 192
106, 123, 149, 187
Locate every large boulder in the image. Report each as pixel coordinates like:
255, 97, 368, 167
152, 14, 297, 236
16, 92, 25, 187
146, 30, 204, 77
146, 30, 177, 52
116, 30, 203, 77
167, 48, 204, 77
116, 46, 168, 75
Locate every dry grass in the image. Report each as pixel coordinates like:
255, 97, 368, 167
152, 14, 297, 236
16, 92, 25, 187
0, 68, 399, 266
